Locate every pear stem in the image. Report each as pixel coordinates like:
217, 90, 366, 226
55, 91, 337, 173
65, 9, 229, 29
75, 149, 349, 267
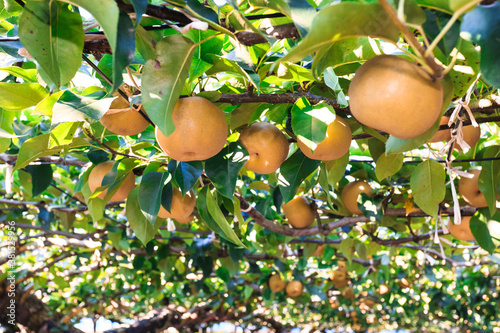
378, 0, 443, 80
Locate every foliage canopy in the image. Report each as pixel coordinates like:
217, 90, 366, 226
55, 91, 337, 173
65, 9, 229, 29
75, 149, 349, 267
1, 0, 500, 332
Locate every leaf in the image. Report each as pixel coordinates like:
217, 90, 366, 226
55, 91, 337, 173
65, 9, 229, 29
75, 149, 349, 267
126, 187, 163, 246
49, 122, 81, 148
312, 37, 379, 79
61, 0, 134, 91
325, 153, 349, 189
0, 83, 48, 111
478, 146, 500, 216
422, 11, 460, 55
138, 172, 170, 224
168, 160, 204, 195
470, 212, 496, 254
278, 149, 320, 203
216, 266, 230, 283
18, 1, 84, 87
291, 97, 336, 150
248, 0, 316, 37
129, 0, 148, 26
375, 153, 404, 181
0, 66, 37, 82
205, 142, 249, 198
52, 90, 114, 124
205, 54, 259, 89
278, 2, 400, 63
33, 91, 64, 116
14, 134, 59, 172
25, 164, 53, 197
142, 35, 196, 137
135, 25, 156, 62
196, 186, 246, 248
410, 160, 446, 217
461, 3, 500, 88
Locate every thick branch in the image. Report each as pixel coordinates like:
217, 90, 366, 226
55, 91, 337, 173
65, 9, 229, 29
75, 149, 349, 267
0, 199, 125, 214
0, 153, 91, 167
237, 193, 476, 237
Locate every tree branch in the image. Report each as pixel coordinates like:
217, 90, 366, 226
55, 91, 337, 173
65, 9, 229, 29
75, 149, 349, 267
0, 153, 91, 167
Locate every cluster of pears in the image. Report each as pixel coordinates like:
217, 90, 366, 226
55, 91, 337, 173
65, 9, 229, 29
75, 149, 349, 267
87, 161, 196, 223
281, 179, 374, 230
268, 274, 304, 298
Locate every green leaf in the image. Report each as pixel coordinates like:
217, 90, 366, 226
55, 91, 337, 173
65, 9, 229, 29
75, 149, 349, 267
138, 172, 170, 224
49, 122, 82, 148
248, 0, 316, 37
205, 54, 259, 90
0, 66, 37, 82
279, 2, 400, 63
325, 152, 349, 189
461, 2, 500, 88
142, 35, 196, 137
312, 37, 378, 79
470, 212, 496, 254
126, 187, 163, 246
19, 1, 84, 87
52, 90, 114, 124
196, 186, 246, 248
478, 146, 500, 217
422, 11, 460, 55
135, 25, 156, 62
14, 134, 58, 172
0, 83, 48, 111
205, 142, 249, 198
375, 153, 404, 181
278, 149, 320, 203
291, 97, 335, 151
410, 160, 446, 217
62, 0, 134, 90
25, 164, 53, 197
216, 266, 230, 283
33, 91, 64, 116
129, 0, 148, 26
168, 160, 204, 195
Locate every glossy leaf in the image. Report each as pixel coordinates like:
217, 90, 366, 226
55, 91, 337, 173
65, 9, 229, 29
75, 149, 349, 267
205, 142, 249, 198
138, 172, 170, 224
291, 97, 335, 151
325, 153, 349, 189
142, 35, 195, 137
62, 0, 133, 91
51, 90, 114, 124
196, 186, 246, 248
470, 211, 497, 254
375, 153, 404, 181
19, 1, 83, 87
279, 2, 400, 63
0, 83, 48, 111
126, 187, 163, 245
248, 0, 316, 37
461, 3, 500, 88
278, 149, 320, 202
410, 160, 446, 217
129, 0, 148, 26
49, 122, 81, 148
0, 66, 37, 82
479, 146, 500, 217
169, 160, 204, 195
25, 164, 53, 197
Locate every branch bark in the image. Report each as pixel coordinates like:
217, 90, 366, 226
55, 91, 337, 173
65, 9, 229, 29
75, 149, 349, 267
0, 153, 91, 167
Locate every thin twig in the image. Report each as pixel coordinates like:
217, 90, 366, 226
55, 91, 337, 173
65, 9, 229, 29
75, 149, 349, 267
378, 0, 443, 79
